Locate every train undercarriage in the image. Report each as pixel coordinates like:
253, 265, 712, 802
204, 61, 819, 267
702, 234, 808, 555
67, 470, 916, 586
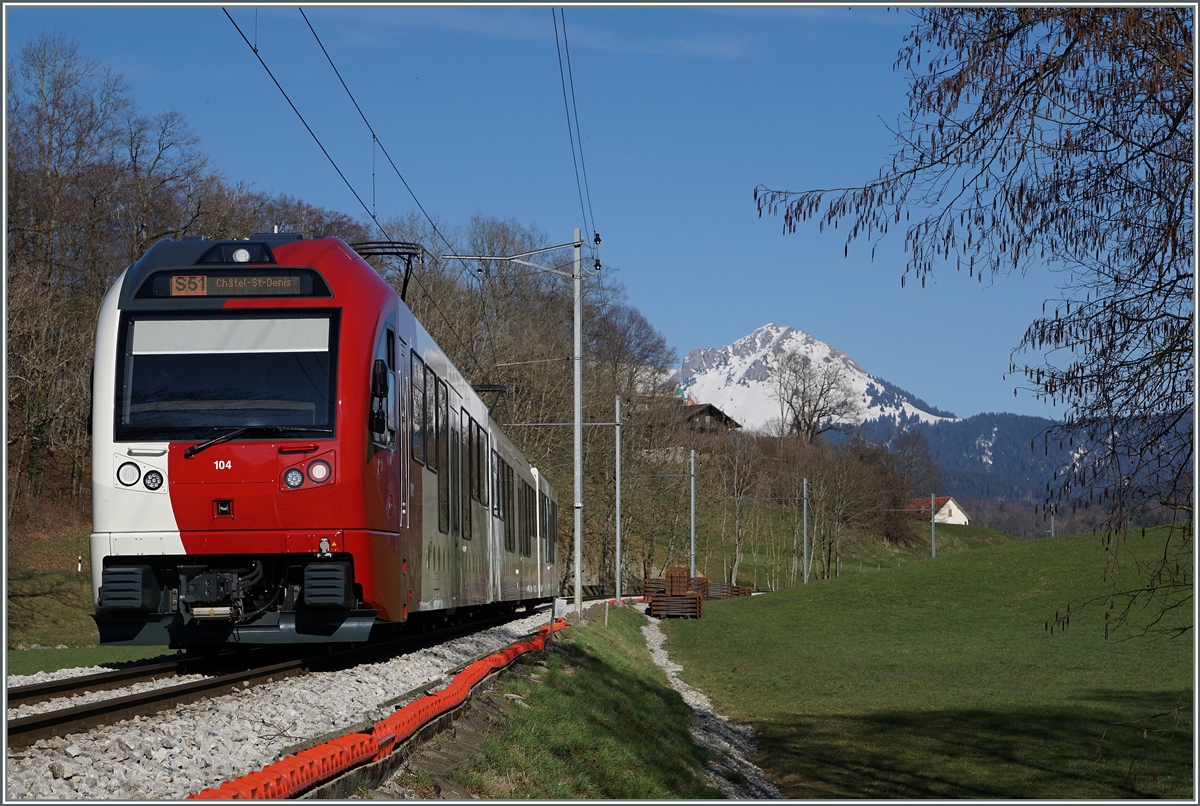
93, 553, 377, 647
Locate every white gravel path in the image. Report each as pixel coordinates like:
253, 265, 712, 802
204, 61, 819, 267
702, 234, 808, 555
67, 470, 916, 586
4, 611, 557, 800
641, 612, 783, 799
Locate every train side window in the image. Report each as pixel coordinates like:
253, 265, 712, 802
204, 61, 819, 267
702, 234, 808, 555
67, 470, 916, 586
465, 417, 483, 504
548, 500, 557, 562
504, 462, 515, 553
517, 479, 531, 558
450, 405, 461, 537
491, 450, 500, 518
437, 379, 449, 533
410, 352, 425, 465
386, 327, 397, 440
464, 411, 475, 502
476, 423, 488, 507
425, 365, 438, 472
524, 481, 534, 557
540, 491, 548, 559
460, 409, 471, 539
370, 328, 395, 449
516, 478, 525, 556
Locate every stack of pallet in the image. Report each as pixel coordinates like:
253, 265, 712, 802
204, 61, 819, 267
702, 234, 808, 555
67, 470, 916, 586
646, 567, 703, 619
690, 575, 710, 600
706, 581, 753, 599
643, 577, 667, 595
648, 591, 703, 618
664, 567, 690, 596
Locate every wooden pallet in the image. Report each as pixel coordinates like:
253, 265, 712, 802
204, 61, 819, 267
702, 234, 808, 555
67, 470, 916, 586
643, 578, 667, 595
648, 591, 703, 619
706, 581, 752, 599
664, 566, 691, 596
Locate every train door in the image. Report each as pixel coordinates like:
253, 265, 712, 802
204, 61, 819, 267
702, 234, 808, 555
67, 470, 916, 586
460, 408, 473, 603
448, 394, 462, 607
395, 333, 409, 531
369, 318, 399, 533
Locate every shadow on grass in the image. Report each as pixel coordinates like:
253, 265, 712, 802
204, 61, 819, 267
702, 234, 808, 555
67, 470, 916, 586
756, 689, 1193, 799
461, 629, 722, 799
7, 570, 100, 649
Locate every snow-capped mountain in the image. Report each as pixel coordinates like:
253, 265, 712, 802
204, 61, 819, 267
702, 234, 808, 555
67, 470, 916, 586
674, 323, 957, 432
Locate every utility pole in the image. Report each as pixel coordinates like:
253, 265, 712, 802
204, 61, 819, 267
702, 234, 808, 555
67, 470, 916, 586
931, 492, 937, 558
690, 449, 696, 577
803, 477, 809, 585
572, 229, 583, 617
614, 395, 622, 600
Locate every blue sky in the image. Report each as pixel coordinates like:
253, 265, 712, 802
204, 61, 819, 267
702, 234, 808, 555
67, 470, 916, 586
6, 5, 1066, 421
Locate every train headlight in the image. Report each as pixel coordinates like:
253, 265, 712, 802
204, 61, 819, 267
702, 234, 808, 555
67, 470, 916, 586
143, 470, 164, 491
307, 459, 331, 484
232, 247, 251, 263
117, 462, 141, 486
284, 468, 305, 489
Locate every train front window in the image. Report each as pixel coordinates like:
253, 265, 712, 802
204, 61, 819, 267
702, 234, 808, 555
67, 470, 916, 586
115, 312, 338, 441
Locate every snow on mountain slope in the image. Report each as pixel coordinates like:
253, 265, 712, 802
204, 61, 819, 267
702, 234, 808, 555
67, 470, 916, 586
674, 323, 957, 432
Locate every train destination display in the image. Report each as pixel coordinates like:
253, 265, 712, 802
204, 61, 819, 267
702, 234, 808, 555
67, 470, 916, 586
170, 274, 304, 296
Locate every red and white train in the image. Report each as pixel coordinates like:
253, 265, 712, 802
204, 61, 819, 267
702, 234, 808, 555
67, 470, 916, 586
90, 233, 559, 647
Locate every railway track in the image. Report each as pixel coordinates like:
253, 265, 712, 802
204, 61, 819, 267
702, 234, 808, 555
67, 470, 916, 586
6, 607, 547, 749
7, 650, 269, 709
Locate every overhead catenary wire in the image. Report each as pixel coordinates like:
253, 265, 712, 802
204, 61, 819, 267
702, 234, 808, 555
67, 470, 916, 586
297, 7, 511, 370
552, 8, 594, 243
558, 8, 597, 241
222, 8, 489, 376
297, 9, 451, 259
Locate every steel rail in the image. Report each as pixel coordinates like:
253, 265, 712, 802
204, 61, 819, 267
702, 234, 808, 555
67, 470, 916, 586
5, 608, 540, 749
6, 649, 272, 709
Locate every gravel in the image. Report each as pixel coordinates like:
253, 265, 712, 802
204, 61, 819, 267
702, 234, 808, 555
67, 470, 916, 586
640, 611, 783, 799
9, 665, 136, 687
7, 674, 216, 721
4, 611, 558, 800
7, 653, 182, 689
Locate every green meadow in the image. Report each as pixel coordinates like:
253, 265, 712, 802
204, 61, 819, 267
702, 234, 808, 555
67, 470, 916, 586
664, 526, 1193, 799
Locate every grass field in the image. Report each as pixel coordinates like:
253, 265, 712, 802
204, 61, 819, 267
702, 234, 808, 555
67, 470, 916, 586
455, 606, 723, 799
663, 526, 1193, 798
7, 569, 103, 650
724, 520, 1020, 591
6, 569, 173, 676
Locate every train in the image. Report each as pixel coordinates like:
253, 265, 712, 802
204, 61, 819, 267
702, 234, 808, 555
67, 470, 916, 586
90, 232, 560, 647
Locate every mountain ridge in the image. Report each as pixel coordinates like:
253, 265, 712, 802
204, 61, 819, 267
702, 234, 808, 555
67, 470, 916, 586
674, 324, 1064, 503
674, 323, 958, 431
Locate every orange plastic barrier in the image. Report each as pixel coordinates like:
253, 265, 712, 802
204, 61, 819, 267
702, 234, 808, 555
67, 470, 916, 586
190, 618, 568, 800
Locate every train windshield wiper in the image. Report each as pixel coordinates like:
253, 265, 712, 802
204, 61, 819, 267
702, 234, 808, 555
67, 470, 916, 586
183, 425, 333, 459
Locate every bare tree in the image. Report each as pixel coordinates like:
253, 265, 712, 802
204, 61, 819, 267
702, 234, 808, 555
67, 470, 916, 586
5, 34, 385, 532
771, 347, 860, 442
708, 433, 764, 584
892, 429, 941, 502
756, 8, 1192, 633
6, 34, 187, 520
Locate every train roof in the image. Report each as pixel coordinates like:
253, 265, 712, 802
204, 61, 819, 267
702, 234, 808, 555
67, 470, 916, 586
115, 233, 387, 311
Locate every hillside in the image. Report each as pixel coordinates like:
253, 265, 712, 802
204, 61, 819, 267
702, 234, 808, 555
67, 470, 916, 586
855, 411, 1070, 503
